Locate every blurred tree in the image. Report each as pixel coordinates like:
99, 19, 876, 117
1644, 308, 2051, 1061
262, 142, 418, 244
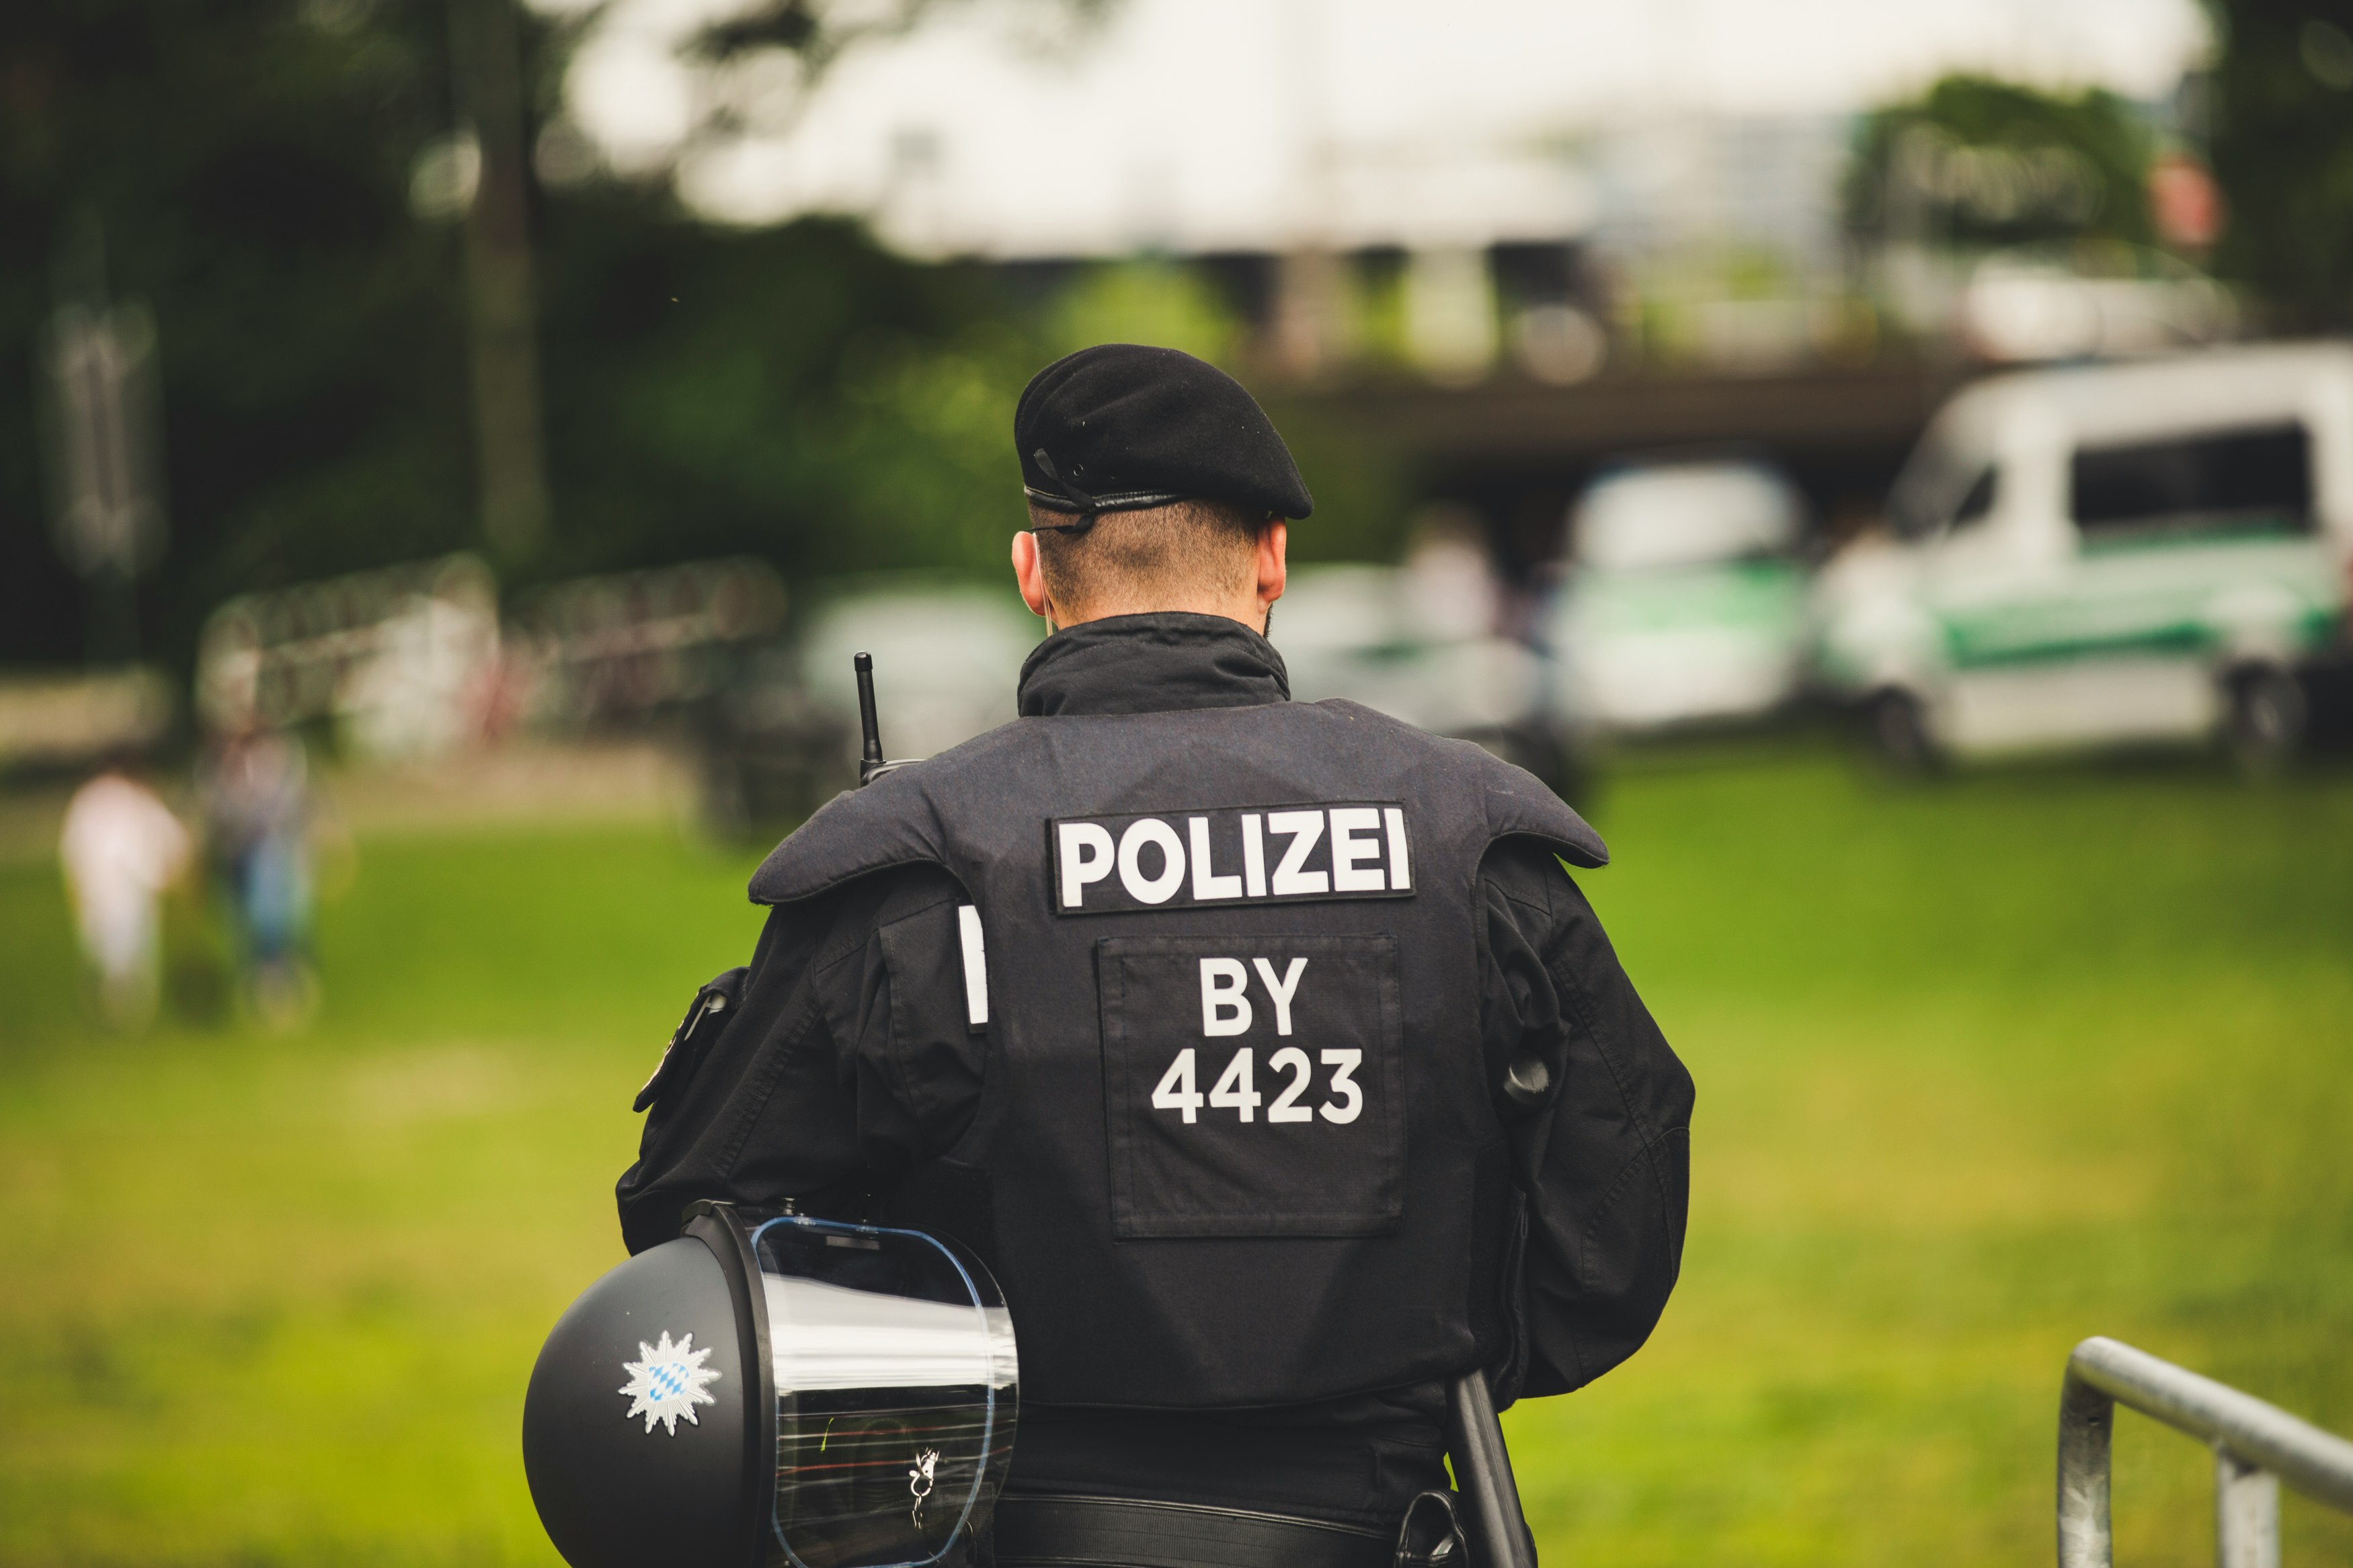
0, 0, 1085, 675
0, 0, 1414, 688
450, 0, 552, 565
0, 0, 473, 671
1845, 75, 2155, 252
2205, 0, 2353, 329
534, 201, 1036, 581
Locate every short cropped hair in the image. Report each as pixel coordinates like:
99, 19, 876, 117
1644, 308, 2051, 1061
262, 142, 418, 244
1029, 497, 1266, 612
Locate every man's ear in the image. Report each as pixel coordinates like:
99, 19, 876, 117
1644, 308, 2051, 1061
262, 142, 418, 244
1254, 521, 1288, 623
1012, 530, 1054, 624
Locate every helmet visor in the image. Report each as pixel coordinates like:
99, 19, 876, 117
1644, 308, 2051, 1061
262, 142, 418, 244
752, 1217, 1018, 1568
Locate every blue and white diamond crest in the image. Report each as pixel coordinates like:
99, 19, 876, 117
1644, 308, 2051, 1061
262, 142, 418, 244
619, 1329, 722, 1436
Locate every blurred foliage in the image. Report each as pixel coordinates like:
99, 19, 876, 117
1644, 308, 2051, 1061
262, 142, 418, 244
1046, 259, 1238, 366
1351, 251, 1412, 372
1259, 394, 1416, 568
0, 0, 473, 669
2206, 0, 2353, 329
1845, 75, 2155, 250
1, 0, 1404, 677
686, 0, 1118, 100
530, 200, 1039, 583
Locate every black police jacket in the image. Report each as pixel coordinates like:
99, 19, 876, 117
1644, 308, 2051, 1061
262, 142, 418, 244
620, 613, 1693, 1526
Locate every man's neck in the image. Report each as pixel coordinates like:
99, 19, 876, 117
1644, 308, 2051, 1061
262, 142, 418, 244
1016, 612, 1290, 718
1049, 600, 1267, 636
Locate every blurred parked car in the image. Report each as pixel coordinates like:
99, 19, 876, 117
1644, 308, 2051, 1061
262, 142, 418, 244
701, 582, 1041, 831
1279, 562, 1570, 788
1812, 343, 2353, 770
1540, 459, 1814, 737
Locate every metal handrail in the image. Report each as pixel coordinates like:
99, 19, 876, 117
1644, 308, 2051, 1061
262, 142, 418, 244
2058, 1336, 2353, 1568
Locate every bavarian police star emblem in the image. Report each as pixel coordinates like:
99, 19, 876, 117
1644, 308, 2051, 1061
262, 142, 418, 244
619, 1329, 721, 1436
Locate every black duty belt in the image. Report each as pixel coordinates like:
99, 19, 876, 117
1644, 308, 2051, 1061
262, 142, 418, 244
996, 1493, 1408, 1568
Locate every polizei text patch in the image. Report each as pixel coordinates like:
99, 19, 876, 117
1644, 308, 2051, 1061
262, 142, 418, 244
1049, 802, 1414, 915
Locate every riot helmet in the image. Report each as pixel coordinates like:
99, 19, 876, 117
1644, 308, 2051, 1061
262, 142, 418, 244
524, 1204, 1019, 1568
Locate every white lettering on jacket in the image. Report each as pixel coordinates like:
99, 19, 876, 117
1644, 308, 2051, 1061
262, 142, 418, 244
1199, 958, 1252, 1036
1051, 802, 1414, 914
1188, 816, 1242, 901
1156, 955, 1365, 1128
1058, 821, 1115, 909
1266, 811, 1329, 897
1117, 818, 1187, 905
1328, 807, 1384, 893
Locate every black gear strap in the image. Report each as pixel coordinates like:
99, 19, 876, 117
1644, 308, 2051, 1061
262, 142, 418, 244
1025, 449, 1192, 534
1028, 450, 1100, 535
995, 1492, 1464, 1568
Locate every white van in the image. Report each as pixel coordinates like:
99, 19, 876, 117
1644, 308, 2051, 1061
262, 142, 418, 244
1542, 460, 1813, 736
1812, 343, 2353, 767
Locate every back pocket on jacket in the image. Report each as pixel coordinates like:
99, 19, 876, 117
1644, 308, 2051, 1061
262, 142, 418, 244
1096, 933, 1403, 1240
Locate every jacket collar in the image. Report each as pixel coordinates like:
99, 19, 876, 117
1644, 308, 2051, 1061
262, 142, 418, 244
1016, 612, 1291, 717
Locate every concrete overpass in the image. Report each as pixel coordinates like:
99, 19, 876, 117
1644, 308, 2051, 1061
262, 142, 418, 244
1284, 360, 1977, 574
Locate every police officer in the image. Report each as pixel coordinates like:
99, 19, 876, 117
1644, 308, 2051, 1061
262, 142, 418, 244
620, 343, 1693, 1566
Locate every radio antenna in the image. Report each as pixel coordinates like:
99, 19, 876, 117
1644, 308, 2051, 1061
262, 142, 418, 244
854, 652, 886, 786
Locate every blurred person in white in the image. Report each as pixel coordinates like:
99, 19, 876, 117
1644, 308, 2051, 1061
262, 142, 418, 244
202, 724, 316, 1025
58, 757, 191, 1029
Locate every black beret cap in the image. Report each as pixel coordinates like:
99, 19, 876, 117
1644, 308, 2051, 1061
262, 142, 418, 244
1014, 343, 1314, 522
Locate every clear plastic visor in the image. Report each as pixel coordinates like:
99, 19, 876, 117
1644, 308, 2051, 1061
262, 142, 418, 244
753, 1217, 1018, 1568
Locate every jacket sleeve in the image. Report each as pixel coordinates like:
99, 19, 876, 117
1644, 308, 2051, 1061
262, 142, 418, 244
615, 862, 986, 1254
1477, 835, 1694, 1397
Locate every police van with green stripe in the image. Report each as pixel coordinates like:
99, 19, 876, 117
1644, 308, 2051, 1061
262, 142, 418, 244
1812, 344, 2353, 768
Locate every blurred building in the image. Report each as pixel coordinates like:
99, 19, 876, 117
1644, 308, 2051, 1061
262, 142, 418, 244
1583, 114, 1856, 372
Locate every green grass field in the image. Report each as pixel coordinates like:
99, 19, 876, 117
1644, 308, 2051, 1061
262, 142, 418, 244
3, 745, 2349, 1567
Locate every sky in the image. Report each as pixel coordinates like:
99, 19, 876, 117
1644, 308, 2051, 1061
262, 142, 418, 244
535, 0, 2212, 257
